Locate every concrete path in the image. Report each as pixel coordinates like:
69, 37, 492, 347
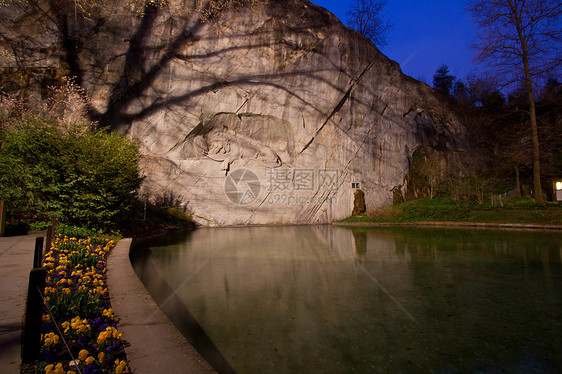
0, 234, 43, 374
106, 239, 216, 374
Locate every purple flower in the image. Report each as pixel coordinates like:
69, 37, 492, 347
105, 341, 121, 353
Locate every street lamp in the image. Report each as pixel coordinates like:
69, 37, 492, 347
555, 180, 562, 202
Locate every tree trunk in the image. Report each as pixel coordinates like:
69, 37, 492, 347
527, 92, 543, 201
516, 10, 543, 202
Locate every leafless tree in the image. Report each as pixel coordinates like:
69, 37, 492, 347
466, 0, 562, 202
0, 0, 266, 126
345, 0, 391, 47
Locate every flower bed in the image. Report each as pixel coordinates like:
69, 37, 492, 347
30, 235, 130, 374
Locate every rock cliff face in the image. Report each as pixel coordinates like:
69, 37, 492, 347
0, 0, 469, 225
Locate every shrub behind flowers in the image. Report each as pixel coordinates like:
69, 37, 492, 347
30, 234, 131, 374
0, 103, 143, 231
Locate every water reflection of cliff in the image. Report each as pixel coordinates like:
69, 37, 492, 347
144, 227, 562, 374
147, 226, 418, 373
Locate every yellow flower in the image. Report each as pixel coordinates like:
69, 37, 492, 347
43, 332, 59, 346
45, 363, 64, 374
115, 360, 127, 374
97, 330, 109, 344
78, 349, 89, 361
85, 356, 95, 365
98, 352, 105, 362
114, 360, 127, 374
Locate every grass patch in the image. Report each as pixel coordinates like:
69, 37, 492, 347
339, 197, 562, 225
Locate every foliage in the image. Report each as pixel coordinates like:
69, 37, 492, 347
345, 0, 392, 46
0, 112, 143, 231
29, 221, 52, 231
432, 64, 456, 97
440, 174, 491, 206
401, 197, 472, 221
164, 207, 192, 225
366, 205, 401, 221
352, 189, 366, 216
55, 223, 116, 245
404, 146, 447, 200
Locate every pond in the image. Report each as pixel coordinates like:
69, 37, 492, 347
131, 225, 562, 374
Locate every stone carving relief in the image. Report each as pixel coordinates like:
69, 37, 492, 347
177, 112, 294, 174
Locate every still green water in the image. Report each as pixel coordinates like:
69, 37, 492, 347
134, 226, 562, 373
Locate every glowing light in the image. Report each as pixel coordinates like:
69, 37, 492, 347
556, 181, 562, 191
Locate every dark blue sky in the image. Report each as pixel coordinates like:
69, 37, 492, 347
313, 0, 476, 83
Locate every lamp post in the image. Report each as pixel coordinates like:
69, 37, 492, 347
554, 180, 562, 202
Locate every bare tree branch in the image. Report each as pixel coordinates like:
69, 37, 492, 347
466, 0, 562, 202
345, 0, 392, 47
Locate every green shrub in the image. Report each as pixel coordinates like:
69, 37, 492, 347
352, 189, 366, 216
166, 207, 192, 224
29, 221, 51, 231
0, 115, 143, 231
55, 223, 112, 245
366, 205, 401, 221
55, 223, 99, 239
399, 197, 470, 221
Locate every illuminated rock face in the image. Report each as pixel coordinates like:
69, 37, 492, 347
0, 0, 468, 225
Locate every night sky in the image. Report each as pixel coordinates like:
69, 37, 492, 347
312, 0, 476, 84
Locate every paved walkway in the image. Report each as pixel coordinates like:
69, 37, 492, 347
0, 234, 42, 374
106, 239, 216, 374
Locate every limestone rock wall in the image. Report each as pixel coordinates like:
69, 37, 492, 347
0, 0, 469, 225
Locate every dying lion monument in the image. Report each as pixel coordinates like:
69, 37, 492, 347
0, 0, 468, 225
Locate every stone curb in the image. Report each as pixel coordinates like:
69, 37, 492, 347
332, 221, 562, 230
106, 239, 216, 374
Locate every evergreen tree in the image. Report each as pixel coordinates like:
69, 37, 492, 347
432, 64, 456, 97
